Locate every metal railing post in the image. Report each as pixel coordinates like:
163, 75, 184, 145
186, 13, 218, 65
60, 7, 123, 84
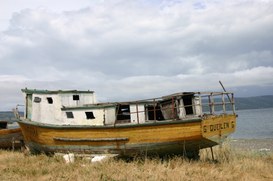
210, 93, 215, 114
222, 93, 226, 114
153, 99, 156, 122
232, 93, 235, 114
172, 96, 175, 120
208, 95, 212, 114
136, 102, 139, 124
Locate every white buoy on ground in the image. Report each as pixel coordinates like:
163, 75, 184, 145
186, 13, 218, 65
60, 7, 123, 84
63, 153, 75, 163
91, 155, 107, 163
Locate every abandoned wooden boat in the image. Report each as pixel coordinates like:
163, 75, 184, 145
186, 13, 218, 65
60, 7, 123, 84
17, 88, 236, 158
0, 121, 23, 149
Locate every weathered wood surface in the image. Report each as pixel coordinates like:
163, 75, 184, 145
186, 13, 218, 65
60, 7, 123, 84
18, 114, 236, 156
202, 114, 236, 143
0, 128, 23, 149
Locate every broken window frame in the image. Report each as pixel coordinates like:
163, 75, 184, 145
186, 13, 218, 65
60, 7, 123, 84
85, 112, 95, 119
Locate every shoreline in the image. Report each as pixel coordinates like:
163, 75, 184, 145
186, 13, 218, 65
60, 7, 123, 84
227, 138, 273, 152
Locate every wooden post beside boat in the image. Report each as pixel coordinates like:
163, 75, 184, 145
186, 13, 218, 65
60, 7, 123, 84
210, 147, 215, 161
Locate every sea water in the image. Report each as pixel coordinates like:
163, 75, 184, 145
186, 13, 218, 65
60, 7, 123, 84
231, 108, 273, 139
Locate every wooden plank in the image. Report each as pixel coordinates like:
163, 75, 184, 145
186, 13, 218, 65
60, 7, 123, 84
53, 137, 129, 142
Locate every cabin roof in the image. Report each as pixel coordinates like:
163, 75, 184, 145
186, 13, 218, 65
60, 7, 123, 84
161, 92, 196, 99
61, 103, 117, 110
21, 88, 94, 95
61, 100, 155, 110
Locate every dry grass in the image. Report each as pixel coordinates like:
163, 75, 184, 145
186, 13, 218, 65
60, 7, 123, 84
1, 144, 273, 181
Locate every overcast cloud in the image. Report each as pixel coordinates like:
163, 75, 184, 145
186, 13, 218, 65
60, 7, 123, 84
1, 0, 273, 110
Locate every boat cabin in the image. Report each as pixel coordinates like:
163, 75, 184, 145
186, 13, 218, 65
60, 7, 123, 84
22, 88, 234, 126
22, 89, 97, 125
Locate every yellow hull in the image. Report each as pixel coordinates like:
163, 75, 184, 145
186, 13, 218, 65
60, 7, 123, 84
202, 114, 236, 143
18, 114, 236, 157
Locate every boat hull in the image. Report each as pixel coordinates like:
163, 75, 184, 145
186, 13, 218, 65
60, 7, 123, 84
18, 114, 236, 157
0, 128, 23, 149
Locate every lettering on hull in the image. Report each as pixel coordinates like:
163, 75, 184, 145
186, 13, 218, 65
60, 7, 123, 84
203, 121, 235, 133
202, 115, 236, 139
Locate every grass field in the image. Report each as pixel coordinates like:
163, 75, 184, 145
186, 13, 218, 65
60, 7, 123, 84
0, 143, 273, 181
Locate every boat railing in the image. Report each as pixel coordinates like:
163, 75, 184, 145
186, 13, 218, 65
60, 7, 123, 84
114, 92, 235, 125
12, 104, 25, 120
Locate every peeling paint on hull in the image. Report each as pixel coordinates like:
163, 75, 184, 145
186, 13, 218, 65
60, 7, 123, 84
18, 114, 236, 156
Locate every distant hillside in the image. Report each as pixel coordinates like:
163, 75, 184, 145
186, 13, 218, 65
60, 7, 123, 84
235, 95, 273, 110
0, 111, 19, 122
0, 111, 24, 122
197, 95, 273, 111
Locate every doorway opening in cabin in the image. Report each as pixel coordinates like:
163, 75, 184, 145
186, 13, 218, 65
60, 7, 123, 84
183, 95, 194, 115
116, 105, 131, 123
26, 94, 33, 119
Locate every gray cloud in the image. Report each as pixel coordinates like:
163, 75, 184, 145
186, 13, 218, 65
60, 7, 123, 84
1, 0, 273, 110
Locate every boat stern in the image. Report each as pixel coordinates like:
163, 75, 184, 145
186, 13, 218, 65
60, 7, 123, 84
201, 114, 236, 144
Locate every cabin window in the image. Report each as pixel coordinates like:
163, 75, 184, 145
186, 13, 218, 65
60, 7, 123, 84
116, 105, 131, 121
47, 97, 53, 104
146, 105, 164, 121
34, 97, 41, 103
183, 95, 194, 115
66, 112, 74, 119
85, 112, 95, 119
73, 95, 80, 100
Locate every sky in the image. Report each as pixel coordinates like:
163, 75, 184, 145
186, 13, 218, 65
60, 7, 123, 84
0, 0, 273, 111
